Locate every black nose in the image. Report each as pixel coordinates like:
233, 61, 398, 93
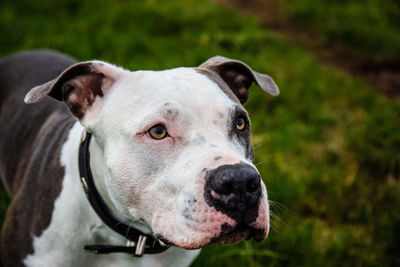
204, 163, 262, 219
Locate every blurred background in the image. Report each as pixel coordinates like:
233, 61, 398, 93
0, 0, 399, 266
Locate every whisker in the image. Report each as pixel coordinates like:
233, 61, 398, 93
267, 198, 287, 234
268, 200, 288, 211
255, 160, 268, 167
253, 143, 265, 151
269, 223, 278, 233
125, 225, 132, 240
270, 211, 285, 225
113, 214, 132, 227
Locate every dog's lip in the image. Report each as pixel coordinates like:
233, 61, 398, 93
155, 235, 175, 247
212, 227, 251, 245
155, 225, 266, 250
213, 224, 266, 243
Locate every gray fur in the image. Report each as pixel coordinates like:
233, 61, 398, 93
193, 135, 207, 145
0, 50, 76, 266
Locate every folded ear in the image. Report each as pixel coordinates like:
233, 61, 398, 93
199, 56, 279, 104
25, 61, 124, 120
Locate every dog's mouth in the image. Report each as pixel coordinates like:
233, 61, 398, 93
156, 224, 266, 250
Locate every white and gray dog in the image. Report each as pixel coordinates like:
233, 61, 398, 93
0, 50, 279, 267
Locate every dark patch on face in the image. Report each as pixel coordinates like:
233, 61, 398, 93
164, 102, 171, 106
195, 68, 255, 161
182, 207, 193, 220
210, 144, 217, 148
193, 135, 206, 145
182, 194, 197, 220
186, 196, 197, 206
228, 106, 254, 161
218, 112, 224, 119
214, 156, 222, 161
203, 163, 261, 225
201, 168, 207, 173
166, 108, 179, 116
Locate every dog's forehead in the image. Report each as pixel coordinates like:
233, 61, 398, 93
110, 67, 237, 118
135, 68, 232, 103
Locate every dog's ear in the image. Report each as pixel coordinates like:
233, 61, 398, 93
199, 56, 279, 104
25, 61, 124, 120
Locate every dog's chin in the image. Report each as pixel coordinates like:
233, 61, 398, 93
157, 226, 267, 250
211, 224, 268, 245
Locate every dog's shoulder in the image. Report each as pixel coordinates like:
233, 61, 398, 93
1, 112, 75, 266
0, 50, 76, 193
0, 51, 79, 266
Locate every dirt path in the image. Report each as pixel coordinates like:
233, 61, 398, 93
218, 0, 400, 98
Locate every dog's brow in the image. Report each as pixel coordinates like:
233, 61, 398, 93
165, 107, 179, 117
231, 105, 247, 118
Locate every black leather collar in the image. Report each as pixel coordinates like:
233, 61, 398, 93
78, 131, 169, 256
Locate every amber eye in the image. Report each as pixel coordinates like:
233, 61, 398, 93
148, 124, 168, 140
236, 116, 246, 131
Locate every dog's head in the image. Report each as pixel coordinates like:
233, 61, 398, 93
25, 56, 279, 249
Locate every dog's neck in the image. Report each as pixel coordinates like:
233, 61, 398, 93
88, 135, 154, 235
24, 122, 200, 266
88, 139, 113, 214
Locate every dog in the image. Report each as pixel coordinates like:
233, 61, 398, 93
0, 50, 279, 267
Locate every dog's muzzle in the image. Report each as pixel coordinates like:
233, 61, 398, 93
204, 163, 262, 225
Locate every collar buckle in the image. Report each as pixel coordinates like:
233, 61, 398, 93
84, 235, 150, 257
126, 235, 147, 256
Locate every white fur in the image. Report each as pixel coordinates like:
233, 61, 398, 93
24, 122, 199, 267
24, 65, 269, 266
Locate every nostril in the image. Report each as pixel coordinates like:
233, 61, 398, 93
245, 172, 261, 192
246, 179, 260, 193
219, 181, 233, 194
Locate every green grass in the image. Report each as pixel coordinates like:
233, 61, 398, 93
272, 0, 400, 60
1, 0, 399, 266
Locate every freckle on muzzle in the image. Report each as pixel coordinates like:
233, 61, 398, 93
204, 163, 262, 225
